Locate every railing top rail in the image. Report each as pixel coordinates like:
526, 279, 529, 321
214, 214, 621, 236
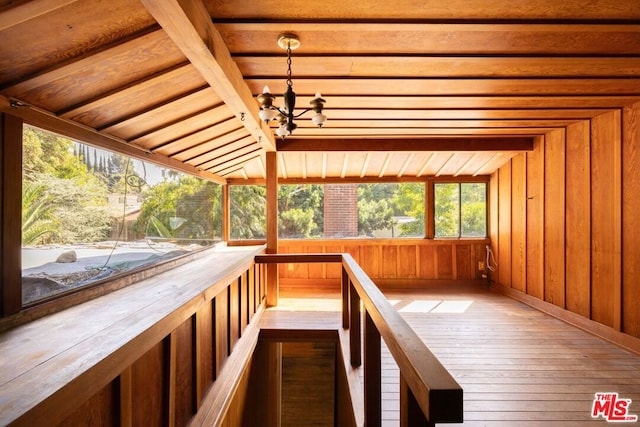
253, 252, 463, 423
341, 253, 463, 423
255, 253, 343, 263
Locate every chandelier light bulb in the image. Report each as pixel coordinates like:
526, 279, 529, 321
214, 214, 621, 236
259, 108, 277, 123
263, 85, 272, 94
312, 112, 327, 127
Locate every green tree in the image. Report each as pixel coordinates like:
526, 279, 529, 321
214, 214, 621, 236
22, 126, 112, 245
357, 184, 397, 236
279, 208, 317, 238
435, 183, 460, 237
133, 175, 221, 242
278, 184, 323, 238
230, 185, 266, 239
393, 183, 424, 237
357, 197, 394, 237
461, 183, 487, 237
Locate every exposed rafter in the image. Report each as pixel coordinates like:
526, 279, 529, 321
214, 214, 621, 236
139, 0, 275, 152
277, 137, 534, 152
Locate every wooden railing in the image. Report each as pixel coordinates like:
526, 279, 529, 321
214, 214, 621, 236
0, 246, 267, 426
255, 253, 464, 426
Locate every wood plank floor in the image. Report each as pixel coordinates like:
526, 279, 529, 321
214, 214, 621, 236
274, 284, 640, 426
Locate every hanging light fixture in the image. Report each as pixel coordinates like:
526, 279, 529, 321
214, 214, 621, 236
257, 34, 327, 138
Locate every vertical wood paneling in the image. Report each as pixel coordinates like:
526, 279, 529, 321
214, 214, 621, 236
498, 162, 512, 287
526, 137, 544, 299
240, 272, 248, 334
58, 381, 117, 426
418, 245, 436, 279
197, 301, 214, 403
326, 244, 343, 278
131, 341, 166, 427
544, 129, 566, 308
398, 245, 417, 278
281, 342, 336, 426
437, 245, 453, 280
511, 154, 527, 292
248, 266, 256, 317
622, 103, 640, 337
244, 341, 282, 426
361, 245, 380, 278
229, 280, 240, 351
174, 317, 195, 426
590, 111, 622, 330
215, 291, 229, 375
381, 246, 397, 278
120, 367, 133, 427
565, 121, 591, 317
489, 172, 499, 281
307, 245, 324, 279
456, 245, 472, 280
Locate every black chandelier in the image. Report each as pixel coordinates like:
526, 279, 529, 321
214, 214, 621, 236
256, 34, 327, 138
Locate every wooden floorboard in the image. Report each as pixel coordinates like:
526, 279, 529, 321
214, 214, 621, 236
275, 284, 640, 426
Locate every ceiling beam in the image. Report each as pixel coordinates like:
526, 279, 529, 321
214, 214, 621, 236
139, 0, 275, 152
278, 137, 534, 152
0, 0, 78, 31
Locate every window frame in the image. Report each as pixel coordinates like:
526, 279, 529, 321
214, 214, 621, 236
430, 177, 489, 239
1, 113, 227, 322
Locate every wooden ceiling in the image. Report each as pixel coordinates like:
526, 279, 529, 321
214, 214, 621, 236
1, 0, 639, 183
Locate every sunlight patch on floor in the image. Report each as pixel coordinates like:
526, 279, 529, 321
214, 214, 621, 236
398, 299, 473, 314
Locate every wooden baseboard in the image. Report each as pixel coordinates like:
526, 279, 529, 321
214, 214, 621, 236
490, 283, 640, 356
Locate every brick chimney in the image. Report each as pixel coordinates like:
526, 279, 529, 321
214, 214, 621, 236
323, 184, 358, 238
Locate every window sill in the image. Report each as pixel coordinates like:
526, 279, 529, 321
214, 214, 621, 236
0, 244, 265, 425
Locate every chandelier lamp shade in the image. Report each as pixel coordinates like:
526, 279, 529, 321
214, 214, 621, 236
257, 34, 327, 138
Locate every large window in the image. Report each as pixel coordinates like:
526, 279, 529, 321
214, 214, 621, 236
434, 182, 487, 238
22, 125, 222, 305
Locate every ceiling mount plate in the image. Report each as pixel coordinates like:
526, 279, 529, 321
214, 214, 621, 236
278, 33, 300, 50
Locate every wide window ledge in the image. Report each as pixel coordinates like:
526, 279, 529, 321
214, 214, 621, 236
0, 244, 265, 425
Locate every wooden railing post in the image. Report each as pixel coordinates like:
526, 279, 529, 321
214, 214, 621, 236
349, 283, 361, 366
400, 374, 432, 427
364, 310, 381, 427
342, 265, 349, 328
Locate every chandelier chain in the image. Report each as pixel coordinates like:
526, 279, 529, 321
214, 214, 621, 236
286, 43, 293, 87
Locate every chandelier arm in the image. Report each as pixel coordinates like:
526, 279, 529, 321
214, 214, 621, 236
292, 108, 312, 119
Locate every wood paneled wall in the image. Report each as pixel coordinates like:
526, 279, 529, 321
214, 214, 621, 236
491, 102, 640, 339
36, 262, 266, 427
278, 238, 490, 290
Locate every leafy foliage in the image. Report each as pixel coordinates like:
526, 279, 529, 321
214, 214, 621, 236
133, 175, 222, 242
435, 183, 487, 237
22, 127, 112, 245
278, 185, 323, 238
230, 185, 266, 239
22, 181, 56, 245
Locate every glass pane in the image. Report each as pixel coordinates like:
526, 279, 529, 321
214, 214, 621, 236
434, 183, 460, 237
278, 184, 324, 238
357, 183, 425, 238
22, 125, 221, 305
229, 185, 266, 239
461, 183, 487, 237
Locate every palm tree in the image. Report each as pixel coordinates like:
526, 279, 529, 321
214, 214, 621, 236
22, 182, 56, 245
